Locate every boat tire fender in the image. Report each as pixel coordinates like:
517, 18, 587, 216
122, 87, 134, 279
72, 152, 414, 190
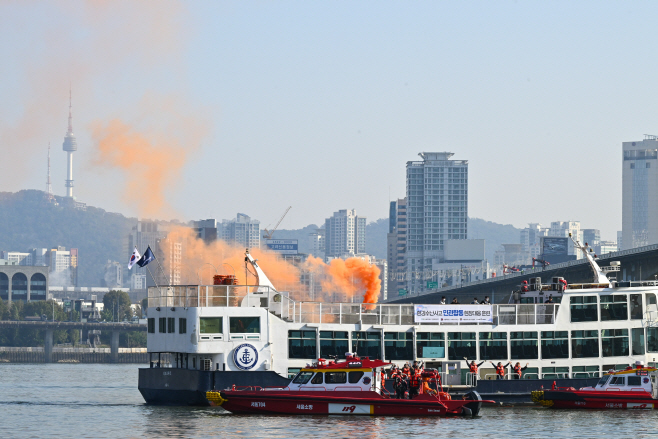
464, 390, 483, 416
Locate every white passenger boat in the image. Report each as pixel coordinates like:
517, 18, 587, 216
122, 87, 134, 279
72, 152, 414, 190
138, 237, 658, 405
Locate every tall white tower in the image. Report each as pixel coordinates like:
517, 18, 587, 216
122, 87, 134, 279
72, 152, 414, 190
62, 88, 77, 198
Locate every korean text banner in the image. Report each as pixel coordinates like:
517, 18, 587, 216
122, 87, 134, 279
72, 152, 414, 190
414, 304, 493, 323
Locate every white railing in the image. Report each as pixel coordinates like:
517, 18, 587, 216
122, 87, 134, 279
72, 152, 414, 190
148, 286, 561, 325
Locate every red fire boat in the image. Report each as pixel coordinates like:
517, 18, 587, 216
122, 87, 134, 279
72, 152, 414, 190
207, 354, 491, 416
532, 364, 658, 409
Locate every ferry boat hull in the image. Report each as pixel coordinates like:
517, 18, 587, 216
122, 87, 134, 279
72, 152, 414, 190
211, 390, 486, 416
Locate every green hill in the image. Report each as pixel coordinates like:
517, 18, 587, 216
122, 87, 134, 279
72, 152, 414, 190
0, 190, 135, 286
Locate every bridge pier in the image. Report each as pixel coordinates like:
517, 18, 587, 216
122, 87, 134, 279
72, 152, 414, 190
44, 329, 53, 363
110, 331, 120, 363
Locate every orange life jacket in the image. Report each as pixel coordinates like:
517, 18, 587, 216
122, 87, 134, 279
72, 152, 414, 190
469, 363, 478, 373
380, 370, 386, 381
496, 365, 505, 376
514, 365, 522, 377
402, 367, 410, 377
410, 374, 420, 388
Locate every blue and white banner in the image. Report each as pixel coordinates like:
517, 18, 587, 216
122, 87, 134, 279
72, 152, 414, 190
414, 304, 493, 323
264, 239, 298, 255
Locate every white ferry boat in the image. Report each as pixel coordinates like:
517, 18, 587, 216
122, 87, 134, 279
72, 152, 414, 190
138, 238, 658, 405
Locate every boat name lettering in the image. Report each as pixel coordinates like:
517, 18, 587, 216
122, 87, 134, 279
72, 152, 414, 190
342, 406, 356, 413
296, 404, 313, 410
162, 371, 171, 376
251, 402, 265, 408
605, 403, 623, 409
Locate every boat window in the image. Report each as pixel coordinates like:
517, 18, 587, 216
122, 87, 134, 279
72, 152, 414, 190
647, 293, 657, 306
627, 376, 642, 386
351, 332, 382, 360
292, 371, 314, 384
630, 294, 643, 320
609, 376, 625, 386
602, 329, 629, 357
384, 332, 414, 361
325, 372, 347, 384
229, 317, 260, 334
648, 328, 658, 353
320, 331, 349, 359
448, 332, 476, 361
288, 330, 317, 359
570, 296, 598, 322
600, 295, 628, 321
597, 375, 611, 387
632, 328, 645, 355
417, 332, 445, 359
311, 372, 323, 385
200, 317, 222, 334
541, 331, 569, 360
349, 371, 364, 383
571, 330, 599, 358
510, 332, 538, 360
147, 318, 155, 333
479, 332, 508, 361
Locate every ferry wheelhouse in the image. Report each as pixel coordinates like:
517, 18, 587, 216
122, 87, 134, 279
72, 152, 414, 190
139, 240, 658, 405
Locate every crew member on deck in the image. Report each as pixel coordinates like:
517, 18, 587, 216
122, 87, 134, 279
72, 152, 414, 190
409, 368, 421, 399
513, 362, 529, 379
467, 360, 485, 385
491, 361, 511, 380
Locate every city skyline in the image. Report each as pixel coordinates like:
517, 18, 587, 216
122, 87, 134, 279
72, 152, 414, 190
2, 2, 658, 240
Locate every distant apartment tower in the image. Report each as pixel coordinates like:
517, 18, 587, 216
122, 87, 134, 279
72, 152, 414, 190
49, 246, 78, 286
103, 260, 123, 288
192, 219, 218, 243
127, 220, 169, 286
386, 198, 407, 297
324, 209, 366, 260
622, 135, 658, 249
308, 228, 325, 260
520, 223, 549, 261
372, 258, 388, 301
549, 221, 583, 258
405, 152, 468, 295
582, 229, 601, 254
219, 213, 260, 249
0, 252, 33, 266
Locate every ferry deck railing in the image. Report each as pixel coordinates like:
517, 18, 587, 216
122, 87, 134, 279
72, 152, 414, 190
148, 286, 561, 326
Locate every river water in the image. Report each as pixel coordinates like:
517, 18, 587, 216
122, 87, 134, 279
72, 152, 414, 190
0, 363, 655, 438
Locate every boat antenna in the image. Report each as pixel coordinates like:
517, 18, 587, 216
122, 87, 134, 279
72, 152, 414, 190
568, 233, 611, 286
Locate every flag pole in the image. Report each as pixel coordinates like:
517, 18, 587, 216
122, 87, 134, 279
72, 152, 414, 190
149, 245, 172, 287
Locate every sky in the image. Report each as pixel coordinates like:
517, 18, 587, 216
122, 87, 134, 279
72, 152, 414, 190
1, 1, 657, 241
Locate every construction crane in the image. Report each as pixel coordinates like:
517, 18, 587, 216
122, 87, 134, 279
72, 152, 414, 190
263, 206, 292, 239
532, 258, 550, 269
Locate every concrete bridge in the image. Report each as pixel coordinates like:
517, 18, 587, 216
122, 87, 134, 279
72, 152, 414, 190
0, 321, 146, 363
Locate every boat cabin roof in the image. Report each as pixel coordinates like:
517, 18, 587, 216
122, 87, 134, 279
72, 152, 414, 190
605, 366, 658, 376
300, 355, 389, 372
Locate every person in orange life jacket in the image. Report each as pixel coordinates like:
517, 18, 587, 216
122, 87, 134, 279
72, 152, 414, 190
380, 368, 387, 387
422, 377, 437, 396
408, 368, 421, 399
491, 361, 511, 379
513, 362, 529, 379
468, 360, 485, 385
402, 362, 411, 378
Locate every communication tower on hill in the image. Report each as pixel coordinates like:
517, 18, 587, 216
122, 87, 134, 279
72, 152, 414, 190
62, 87, 78, 198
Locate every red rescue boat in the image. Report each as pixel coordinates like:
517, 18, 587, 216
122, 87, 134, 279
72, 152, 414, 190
532, 364, 658, 409
207, 354, 491, 416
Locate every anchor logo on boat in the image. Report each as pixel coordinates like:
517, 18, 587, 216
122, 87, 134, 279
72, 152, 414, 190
233, 343, 258, 370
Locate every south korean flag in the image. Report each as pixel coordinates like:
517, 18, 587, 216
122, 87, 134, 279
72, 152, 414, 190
127, 247, 141, 270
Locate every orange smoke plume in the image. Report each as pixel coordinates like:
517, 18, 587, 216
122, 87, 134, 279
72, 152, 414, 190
305, 255, 381, 304
92, 119, 189, 218
160, 226, 300, 291
157, 226, 382, 305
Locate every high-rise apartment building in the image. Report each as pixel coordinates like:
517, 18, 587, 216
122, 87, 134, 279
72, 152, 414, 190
324, 209, 366, 260
308, 228, 325, 260
127, 220, 169, 286
0, 252, 33, 266
548, 221, 583, 258
622, 136, 658, 249
405, 152, 468, 295
582, 229, 601, 254
219, 213, 260, 249
520, 223, 549, 261
49, 246, 78, 286
192, 219, 218, 243
387, 198, 407, 297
